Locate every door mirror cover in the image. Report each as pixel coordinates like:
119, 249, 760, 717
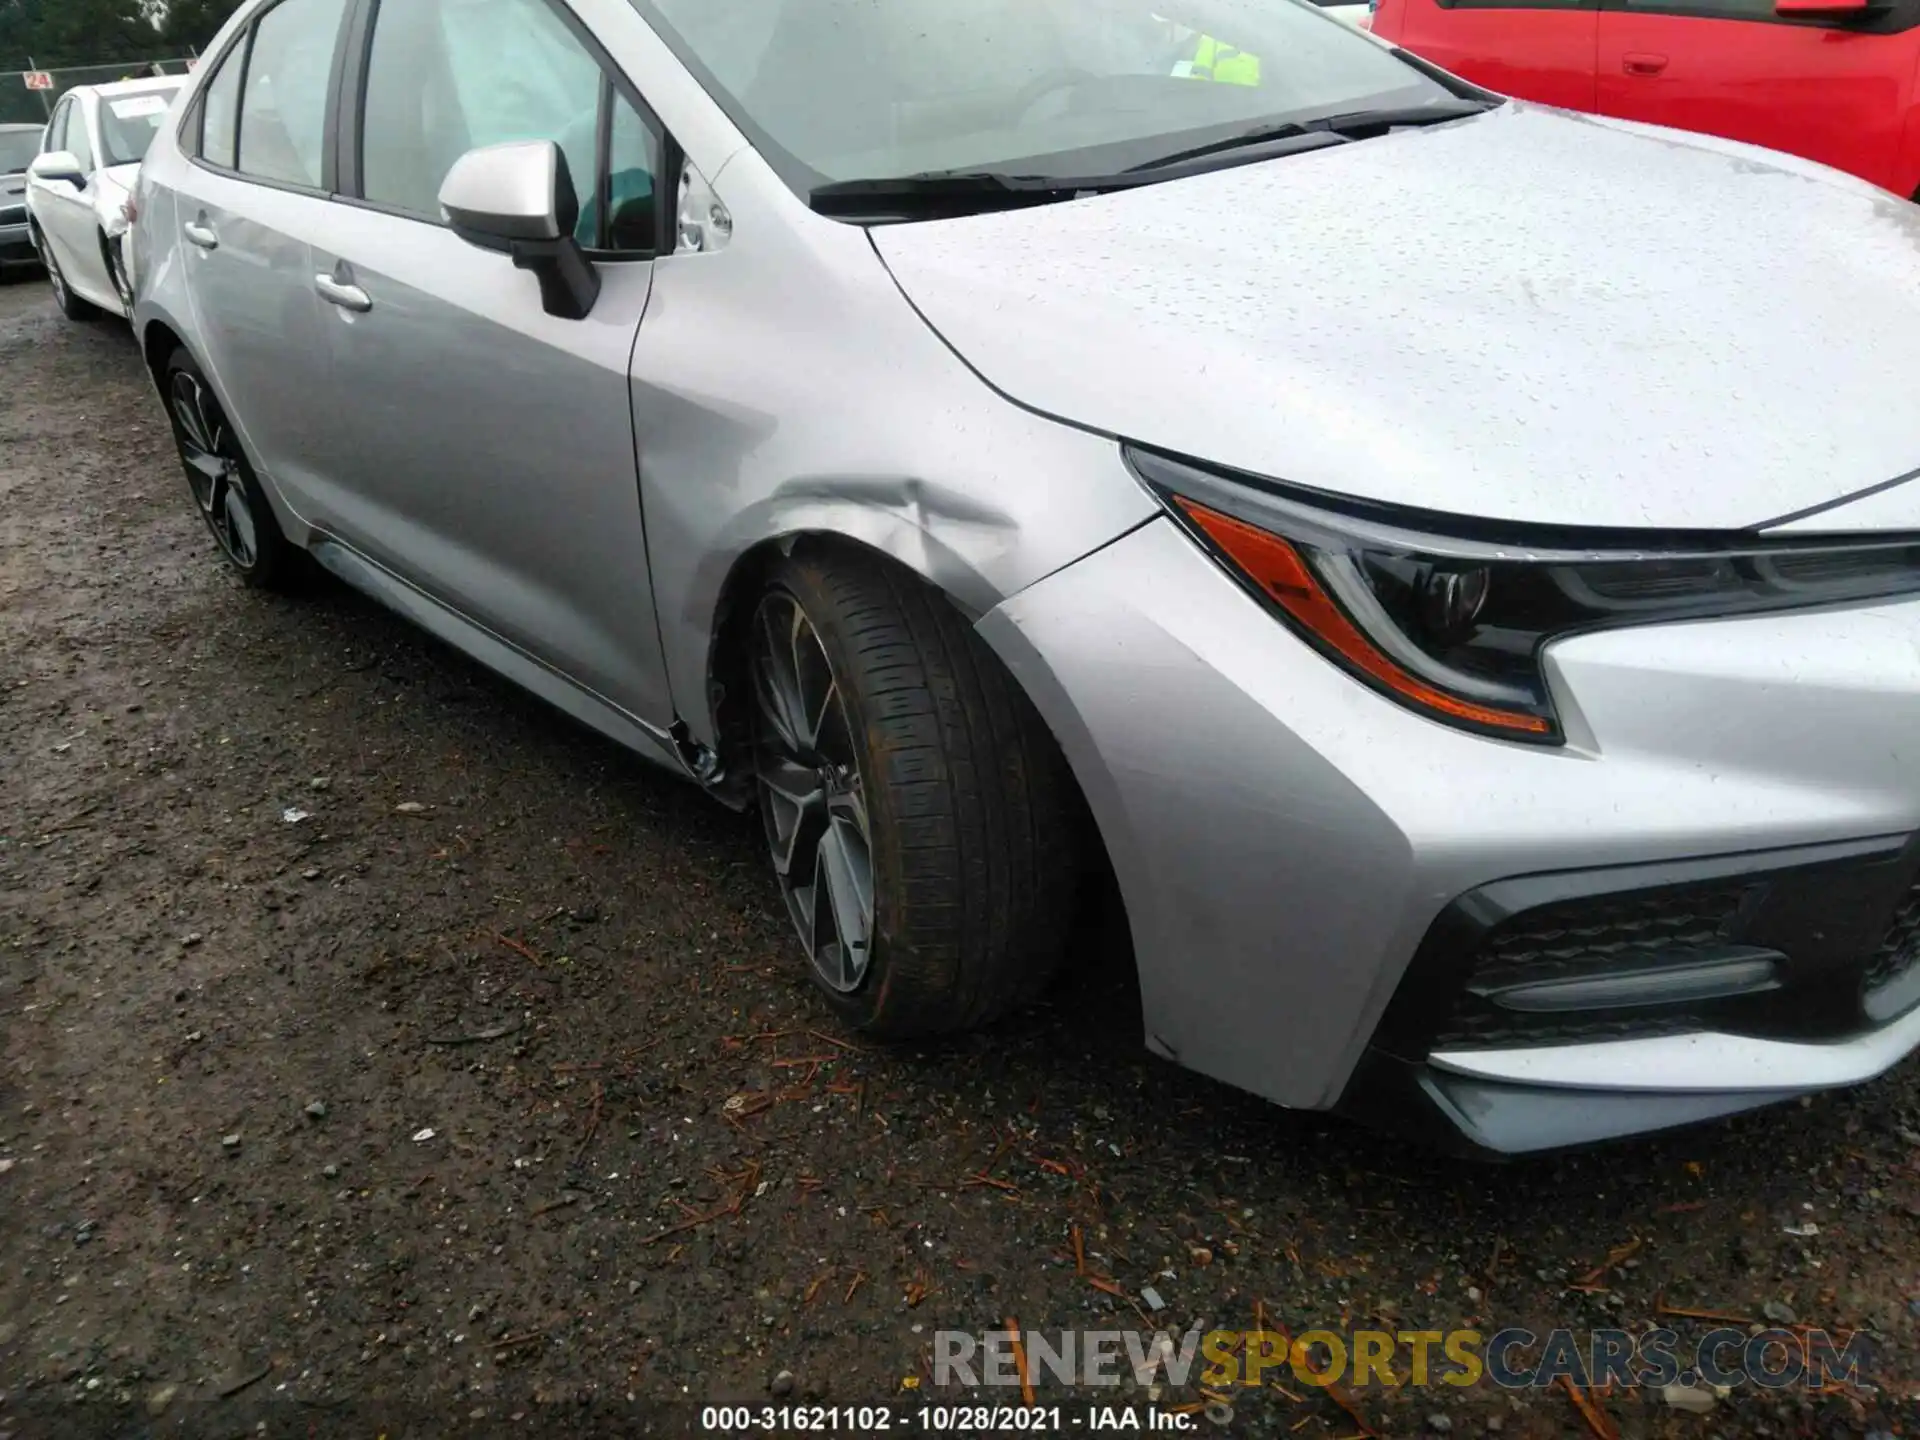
439, 141, 576, 248
439, 140, 599, 321
29, 150, 86, 187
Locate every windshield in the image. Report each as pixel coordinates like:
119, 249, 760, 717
0, 130, 40, 175
98, 85, 183, 167
627, 0, 1455, 189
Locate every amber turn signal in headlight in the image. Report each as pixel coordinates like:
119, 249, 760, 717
1176, 498, 1555, 738
1133, 446, 1920, 747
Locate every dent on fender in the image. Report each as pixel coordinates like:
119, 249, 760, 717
676, 477, 1023, 770
769, 475, 1022, 611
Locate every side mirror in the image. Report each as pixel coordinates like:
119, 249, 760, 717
29, 150, 86, 188
439, 140, 599, 321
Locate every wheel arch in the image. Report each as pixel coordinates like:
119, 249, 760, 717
139, 314, 188, 395
701, 529, 983, 782
683, 495, 1015, 765
700, 526, 1132, 976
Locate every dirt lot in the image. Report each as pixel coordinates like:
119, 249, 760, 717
2, 274, 1919, 1440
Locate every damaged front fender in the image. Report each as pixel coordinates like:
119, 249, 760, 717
629, 165, 1159, 751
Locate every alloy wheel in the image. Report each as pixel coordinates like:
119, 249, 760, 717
169, 370, 258, 570
750, 591, 875, 994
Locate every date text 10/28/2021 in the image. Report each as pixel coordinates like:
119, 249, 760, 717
701, 1405, 1198, 1432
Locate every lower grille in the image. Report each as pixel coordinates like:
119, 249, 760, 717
1394, 839, 1920, 1053
1433, 1009, 1706, 1049
1465, 883, 1753, 996
0, 205, 26, 225
1432, 880, 1758, 1048
1864, 882, 1920, 1019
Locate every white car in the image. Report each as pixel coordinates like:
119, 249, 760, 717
26, 77, 186, 320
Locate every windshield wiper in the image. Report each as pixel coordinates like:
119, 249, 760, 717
808, 97, 1500, 219
1128, 98, 1498, 173
808, 170, 1147, 219
1307, 98, 1500, 135
808, 134, 1353, 218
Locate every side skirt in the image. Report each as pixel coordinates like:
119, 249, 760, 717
307, 535, 694, 781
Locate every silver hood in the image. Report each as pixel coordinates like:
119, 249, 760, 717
872, 103, 1920, 532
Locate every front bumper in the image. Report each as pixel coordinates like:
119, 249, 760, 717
1340, 832, 1920, 1153
978, 514, 1920, 1153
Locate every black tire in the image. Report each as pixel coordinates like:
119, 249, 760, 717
161, 347, 306, 591
749, 543, 1081, 1038
40, 229, 99, 321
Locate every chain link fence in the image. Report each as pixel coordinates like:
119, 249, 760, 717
3, 59, 196, 127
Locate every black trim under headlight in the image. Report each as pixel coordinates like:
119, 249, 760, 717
1130, 447, 1920, 745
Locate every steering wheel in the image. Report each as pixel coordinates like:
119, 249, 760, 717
1011, 67, 1102, 125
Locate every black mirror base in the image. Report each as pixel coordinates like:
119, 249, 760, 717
510, 235, 601, 321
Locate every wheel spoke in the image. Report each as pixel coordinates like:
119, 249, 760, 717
170, 375, 216, 456
753, 601, 807, 753
760, 753, 827, 880
812, 681, 859, 771
817, 805, 873, 991
789, 618, 838, 755
180, 447, 227, 487
224, 486, 257, 567
206, 475, 233, 548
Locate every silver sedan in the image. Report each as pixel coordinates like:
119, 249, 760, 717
129, 0, 1920, 1154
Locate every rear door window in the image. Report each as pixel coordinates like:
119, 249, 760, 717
236, 0, 350, 188
198, 39, 246, 168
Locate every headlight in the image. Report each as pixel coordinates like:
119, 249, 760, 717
1131, 447, 1920, 745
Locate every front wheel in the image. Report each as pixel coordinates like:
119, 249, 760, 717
749, 546, 1081, 1038
161, 347, 304, 590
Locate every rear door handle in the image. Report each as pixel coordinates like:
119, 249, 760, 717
183, 220, 218, 250
315, 273, 372, 313
1622, 52, 1669, 76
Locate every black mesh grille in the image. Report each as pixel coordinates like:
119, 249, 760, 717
1429, 882, 1758, 1050
1434, 1009, 1706, 1049
1466, 883, 1754, 995
1386, 839, 1920, 1060
1865, 883, 1920, 996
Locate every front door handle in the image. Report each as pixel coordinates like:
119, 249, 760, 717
183, 220, 218, 250
1622, 52, 1669, 76
315, 273, 372, 313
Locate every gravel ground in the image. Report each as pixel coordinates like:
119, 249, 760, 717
2, 273, 1919, 1440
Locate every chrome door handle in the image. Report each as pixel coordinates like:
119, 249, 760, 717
183, 221, 218, 250
315, 274, 372, 312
